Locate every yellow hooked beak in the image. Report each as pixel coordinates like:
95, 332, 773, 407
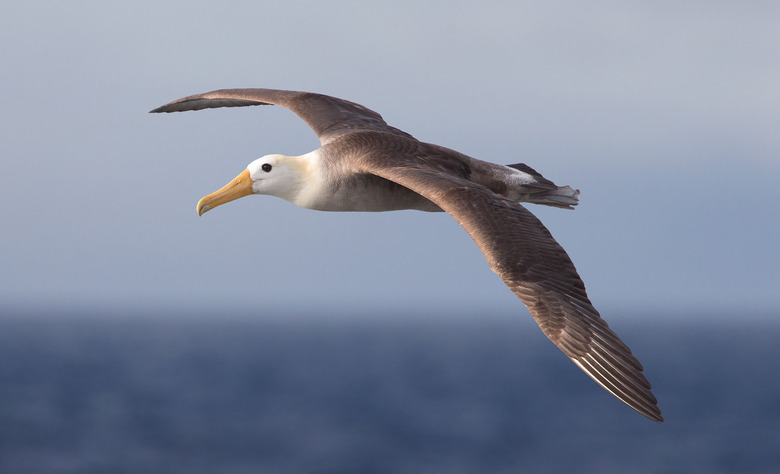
196, 169, 253, 216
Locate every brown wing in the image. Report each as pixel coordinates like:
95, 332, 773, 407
359, 153, 663, 422
150, 88, 411, 144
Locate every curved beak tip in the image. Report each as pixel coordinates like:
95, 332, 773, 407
196, 200, 211, 216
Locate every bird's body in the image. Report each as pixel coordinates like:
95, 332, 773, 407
151, 88, 663, 422
259, 137, 577, 213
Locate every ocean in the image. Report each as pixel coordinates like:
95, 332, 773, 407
1, 311, 778, 473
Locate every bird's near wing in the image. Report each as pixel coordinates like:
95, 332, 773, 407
150, 88, 409, 144
359, 154, 663, 422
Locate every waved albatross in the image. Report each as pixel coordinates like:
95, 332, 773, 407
151, 88, 663, 422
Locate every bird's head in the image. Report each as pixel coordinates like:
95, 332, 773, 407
196, 154, 308, 215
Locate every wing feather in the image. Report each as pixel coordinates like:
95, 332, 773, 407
359, 153, 663, 422
150, 88, 408, 144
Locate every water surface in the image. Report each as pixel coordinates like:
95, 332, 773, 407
1, 312, 777, 473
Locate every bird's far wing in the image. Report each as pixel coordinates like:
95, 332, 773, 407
150, 88, 407, 144
359, 153, 663, 422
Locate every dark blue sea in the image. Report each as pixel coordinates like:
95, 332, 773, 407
1, 310, 778, 473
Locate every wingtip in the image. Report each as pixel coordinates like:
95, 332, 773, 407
634, 395, 664, 423
149, 104, 174, 113
649, 410, 665, 423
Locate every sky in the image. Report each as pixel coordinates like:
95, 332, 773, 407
1, 1, 778, 320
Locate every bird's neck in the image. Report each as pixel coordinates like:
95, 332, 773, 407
281, 151, 325, 209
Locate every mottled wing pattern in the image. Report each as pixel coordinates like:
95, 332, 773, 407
359, 152, 663, 422
150, 88, 408, 144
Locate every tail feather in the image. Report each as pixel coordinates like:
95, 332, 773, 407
506, 163, 580, 209
529, 185, 580, 209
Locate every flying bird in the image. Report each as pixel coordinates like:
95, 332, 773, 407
151, 88, 663, 422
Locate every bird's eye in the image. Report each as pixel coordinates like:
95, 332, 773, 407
261, 163, 272, 172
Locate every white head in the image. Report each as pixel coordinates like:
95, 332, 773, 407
196, 154, 308, 215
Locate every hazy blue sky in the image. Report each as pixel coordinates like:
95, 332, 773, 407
1, 1, 778, 320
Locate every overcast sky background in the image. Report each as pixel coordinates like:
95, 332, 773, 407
1, 1, 778, 321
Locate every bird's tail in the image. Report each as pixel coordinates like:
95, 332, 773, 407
526, 185, 580, 209
505, 163, 580, 209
